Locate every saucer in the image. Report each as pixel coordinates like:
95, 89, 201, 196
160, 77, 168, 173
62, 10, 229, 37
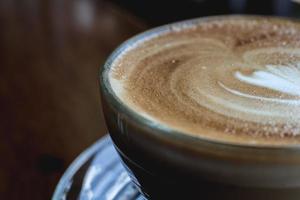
52, 135, 144, 200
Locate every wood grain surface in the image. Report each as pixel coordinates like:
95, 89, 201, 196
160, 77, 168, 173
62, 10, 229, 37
0, 0, 146, 199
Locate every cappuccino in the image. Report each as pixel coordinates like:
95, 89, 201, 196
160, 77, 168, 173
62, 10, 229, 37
109, 16, 300, 146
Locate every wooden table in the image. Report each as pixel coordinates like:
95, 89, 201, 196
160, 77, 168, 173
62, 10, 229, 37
0, 1, 146, 199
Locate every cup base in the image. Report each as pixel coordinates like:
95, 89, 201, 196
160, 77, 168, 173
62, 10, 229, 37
116, 147, 300, 200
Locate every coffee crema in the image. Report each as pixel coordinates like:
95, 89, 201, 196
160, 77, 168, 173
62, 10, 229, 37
109, 16, 300, 145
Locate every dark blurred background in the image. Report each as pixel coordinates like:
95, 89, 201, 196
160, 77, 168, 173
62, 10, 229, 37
1, 0, 300, 199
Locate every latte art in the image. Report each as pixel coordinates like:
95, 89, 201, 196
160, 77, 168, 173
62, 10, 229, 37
109, 16, 300, 145
235, 63, 300, 97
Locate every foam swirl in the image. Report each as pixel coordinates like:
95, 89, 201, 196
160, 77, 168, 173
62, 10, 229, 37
109, 16, 300, 145
235, 63, 300, 96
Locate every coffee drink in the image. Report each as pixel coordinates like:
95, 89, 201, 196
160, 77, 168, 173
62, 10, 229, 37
109, 15, 300, 146
101, 16, 300, 200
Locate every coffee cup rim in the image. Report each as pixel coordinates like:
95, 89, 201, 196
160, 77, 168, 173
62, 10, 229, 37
100, 14, 300, 151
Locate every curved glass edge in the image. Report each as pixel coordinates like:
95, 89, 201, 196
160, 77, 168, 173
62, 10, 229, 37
52, 135, 110, 200
99, 15, 300, 151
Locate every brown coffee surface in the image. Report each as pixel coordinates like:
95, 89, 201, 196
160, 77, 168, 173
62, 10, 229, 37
109, 16, 300, 145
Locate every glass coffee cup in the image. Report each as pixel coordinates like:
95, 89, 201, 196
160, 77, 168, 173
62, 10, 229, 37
99, 15, 300, 200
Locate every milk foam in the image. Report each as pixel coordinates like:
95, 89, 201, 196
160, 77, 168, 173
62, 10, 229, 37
235, 63, 300, 96
109, 16, 300, 145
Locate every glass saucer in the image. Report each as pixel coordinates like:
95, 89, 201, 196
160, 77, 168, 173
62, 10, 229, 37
52, 135, 144, 200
